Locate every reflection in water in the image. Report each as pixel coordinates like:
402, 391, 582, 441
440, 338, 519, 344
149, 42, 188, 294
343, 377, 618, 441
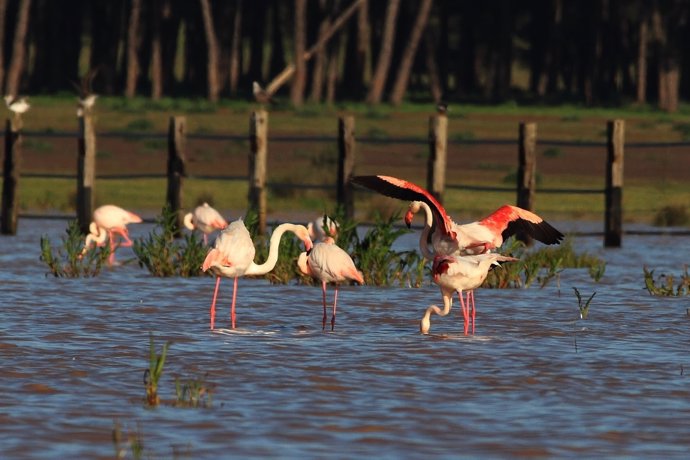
1, 219, 689, 458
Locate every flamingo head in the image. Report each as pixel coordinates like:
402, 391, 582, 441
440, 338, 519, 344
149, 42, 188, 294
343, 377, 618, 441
294, 226, 313, 252
404, 201, 422, 228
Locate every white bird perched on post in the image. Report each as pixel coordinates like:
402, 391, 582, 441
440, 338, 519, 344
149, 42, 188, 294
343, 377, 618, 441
252, 81, 276, 106
4, 95, 30, 115
73, 68, 99, 116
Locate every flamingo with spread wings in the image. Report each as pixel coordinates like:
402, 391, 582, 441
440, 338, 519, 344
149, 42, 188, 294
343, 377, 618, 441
202, 219, 312, 330
352, 175, 564, 257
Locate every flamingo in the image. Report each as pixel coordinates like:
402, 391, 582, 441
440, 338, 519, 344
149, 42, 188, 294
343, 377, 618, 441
297, 237, 364, 331
421, 253, 517, 335
352, 175, 564, 256
306, 215, 339, 242
202, 219, 312, 330
80, 204, 143, 265
183, 202, 228, 244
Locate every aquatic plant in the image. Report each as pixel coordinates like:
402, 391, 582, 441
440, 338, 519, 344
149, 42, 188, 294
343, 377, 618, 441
174, 373, 214, 408
144, 332, 171, 407
112, 420, 145, 460
483, 237, 606, 289
133, 206, 208, 277
573, 287, 596, 319
652, 205, 688, 227
643, 265, 690, 296
39, 220, 110, 277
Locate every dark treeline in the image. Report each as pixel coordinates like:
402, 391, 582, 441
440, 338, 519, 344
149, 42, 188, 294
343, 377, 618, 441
1, 0, 689, 110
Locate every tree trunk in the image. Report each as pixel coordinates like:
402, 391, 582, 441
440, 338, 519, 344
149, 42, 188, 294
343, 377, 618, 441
90, 1, 124, 95
125, 0, 142, 98
366, 0, 400, 104
247, 0, 268, 82
290, 0, 307, 106
199, 0, 220, 102
229, 0, 243, 96
388, 0, 432, 105
151, 0, 163, 99
4, 0, 31, 97
424, 30, 442, 103
636, 19, 648, 104
268, 0, 286, 82
0, 0, 7, 91
309, 0, 330, 103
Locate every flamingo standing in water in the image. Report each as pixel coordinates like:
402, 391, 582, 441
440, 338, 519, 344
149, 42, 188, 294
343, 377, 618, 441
297, 237, 364, 331
307, 215, 339, 242
202, 219, 312, 330
80, 204, 143, 265
421, 253, 517, 335
184, 202, 228, 244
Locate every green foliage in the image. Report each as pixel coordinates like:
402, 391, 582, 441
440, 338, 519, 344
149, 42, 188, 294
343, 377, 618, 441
483, 237, 606, 289
653, 205, 688, 227
112, 421, 145, 460
337, 211, 426, 287
124, 118, 155, 132
174, 374, 214, 408
40, 220, 110, 277
573, 287, 596, 319
672, 122, 690, 140
133, 207, 208, 277
542, 147, 562, 158
144, 332, 171, 407
643, 265, 690, 296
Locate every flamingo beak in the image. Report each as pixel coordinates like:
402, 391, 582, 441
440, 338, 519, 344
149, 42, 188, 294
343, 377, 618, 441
404, 210, 414, 228
304, 238, 313, 252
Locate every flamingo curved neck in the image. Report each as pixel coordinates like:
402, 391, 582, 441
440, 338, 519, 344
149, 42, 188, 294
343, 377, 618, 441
415, 201, 436, 260
183, 213, 195, 230
244, 223, 305, 276
88, 222, 107, 244
420, 292, 452, 333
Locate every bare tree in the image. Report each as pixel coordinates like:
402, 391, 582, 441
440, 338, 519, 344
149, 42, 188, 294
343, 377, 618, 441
199, 0, 221, 102
0, 0, 9, 92
309, 0, 331, 102
389, 0, 433, 105
366, 0, 400, 104
125, 0, 142, 98
4, 0, 32, 97
290, 0, 307, 106
151, 0, 165, 100
636, 16, 648, 104
424, 30, 442, 103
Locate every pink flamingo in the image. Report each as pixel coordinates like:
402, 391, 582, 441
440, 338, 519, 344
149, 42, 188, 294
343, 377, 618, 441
421, 253, 517, 335
80, 204, 143, 265
183, 202, 228, 244
202, 220, 312, 330
352, 175, 564, 256
297, 237, 364, 331
307, 215, 339, 242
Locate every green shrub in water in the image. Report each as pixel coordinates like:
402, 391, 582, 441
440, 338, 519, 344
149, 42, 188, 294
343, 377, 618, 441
40, 220, 110, 277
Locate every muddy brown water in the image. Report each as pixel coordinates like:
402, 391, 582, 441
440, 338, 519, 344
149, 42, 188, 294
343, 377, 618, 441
1, 219, 689, 459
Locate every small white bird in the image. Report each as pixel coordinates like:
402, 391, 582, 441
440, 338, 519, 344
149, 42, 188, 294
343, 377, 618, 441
307, 215, 339, 242
4, 95, 30, 115
73, 68, 99, 116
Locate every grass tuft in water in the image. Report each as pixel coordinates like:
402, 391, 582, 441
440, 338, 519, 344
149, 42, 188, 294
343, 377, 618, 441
484, 237, 606, 289
112, 420, 145, 460
39, 220, 110, 277
174, 373, 214, 408
133, 206, 208, 277
643, 265, 690, 296
573, 287, 596, 319
144, 332, 171, 407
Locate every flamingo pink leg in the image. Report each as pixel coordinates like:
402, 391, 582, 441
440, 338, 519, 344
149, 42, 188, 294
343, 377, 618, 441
321, 281, 328, 330
209, 276, 221, 330
331, 285, 339, 331
458, 290, 469, 335
230, 276, 238, 329
468, 290, 476, 334
107, 230, 116, 265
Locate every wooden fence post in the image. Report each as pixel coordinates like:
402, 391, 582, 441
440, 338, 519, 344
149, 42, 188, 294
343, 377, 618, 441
76, 112, 97, 234
517, 122, 537, 244
249, 110, 268, 235
1, 119, 22, 234
426, 114, 447, 203
166, 116, 186, 236
605, 119, 624, 247
337, 116, 355, 220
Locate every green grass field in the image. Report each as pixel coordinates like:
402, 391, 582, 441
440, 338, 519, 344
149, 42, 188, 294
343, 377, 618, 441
4, 96, 690, 226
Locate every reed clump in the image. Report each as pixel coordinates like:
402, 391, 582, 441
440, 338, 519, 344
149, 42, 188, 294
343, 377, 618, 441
174, 373, 214, 408
643, 265, 690, 296
133, 206, 208, 277
144, 332, 170, 407
40, 220, 110, 277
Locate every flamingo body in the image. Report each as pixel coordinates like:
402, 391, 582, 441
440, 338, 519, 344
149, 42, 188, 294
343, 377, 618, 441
202, 219, 312, 330
184, 202, 228, 244
421, 253, 517, 335
298, 239, 364, 330
81, 204, 142, 265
